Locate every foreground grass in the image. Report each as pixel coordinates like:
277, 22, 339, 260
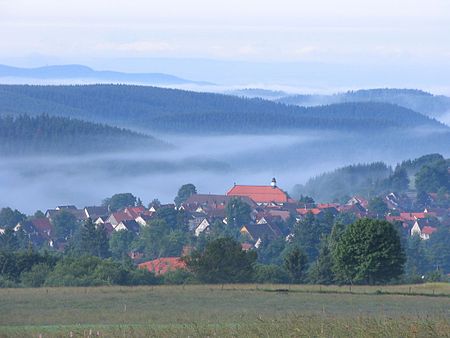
0, 283, 448, 337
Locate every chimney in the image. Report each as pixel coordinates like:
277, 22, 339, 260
271, 177, 277, 188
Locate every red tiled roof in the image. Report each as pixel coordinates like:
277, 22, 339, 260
111, 211, 134, 223
296, 208, 322, 215
124, 206, 146, 219
227, 185, 288, 203
316, 203, 339, 209
267, 210, 291, 221
138, 257, 186, 275
241, 242, 253, 251
386, 215, 403, 222
421, 226, 437, 235
400, 212, 427, 221
31, 218, 52, 234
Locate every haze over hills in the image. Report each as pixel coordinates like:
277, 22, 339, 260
0, 64, 210, 86
227, 88, 450, 126
0, 83, 449, 211
276, 88, 450, 119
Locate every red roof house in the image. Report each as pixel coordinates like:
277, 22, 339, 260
421, 226, 438, 236
227, 182, 289, 204
138, 257, 186, 276
296, 208, 322, 216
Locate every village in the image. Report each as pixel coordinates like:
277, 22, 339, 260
2, 178, 449, 277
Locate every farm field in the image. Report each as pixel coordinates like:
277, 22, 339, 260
0, 283, 449, 337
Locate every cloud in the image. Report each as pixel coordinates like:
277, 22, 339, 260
292, 46, 319, 57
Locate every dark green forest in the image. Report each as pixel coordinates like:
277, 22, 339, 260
0, 85, 446, 133
0, 115, 164, 155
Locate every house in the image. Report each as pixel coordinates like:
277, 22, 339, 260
240, 223, 280, 243
316, 203, 340, 209
45, 208, 87, 222
386, 214, 403, 222
184, 194, 256, 210
227, 178, 290, 205
114, 220, 140, 233
410, 220, 438, 240
124, 206, 147, 219
84, 206, 109, 219
94, 216, 108, 225
99, 222, 115, 236
138, 257, 186, 276
346, 196, 369, 209
296, 208, 322, 216
14, 217, 53, 245
188, 213, 208, 231
135, 214, 154, 226
194, 218, 211, 237
400, 211, 436, 222
241, 242, 254, 251
338, 203, 367, 218
56, 205, 77, 211
421, 226, 438, 240
106, 211, 134, 226
265, 209, 291, 222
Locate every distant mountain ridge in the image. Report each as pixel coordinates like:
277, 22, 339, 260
0, 84, 446, 134
0, 64, 211, 86
275, 88, 450, 119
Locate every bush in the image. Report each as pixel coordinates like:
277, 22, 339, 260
163, 269, 195, 285
184, 237, 257, 283
0, 275, 16, 288
126, 269, 161, 286
254, 264, 290, 284
20, 263, 51, 287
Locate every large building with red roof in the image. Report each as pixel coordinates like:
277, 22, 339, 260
227, 178, 290, 205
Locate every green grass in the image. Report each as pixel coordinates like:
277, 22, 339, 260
0, 284, 449, 337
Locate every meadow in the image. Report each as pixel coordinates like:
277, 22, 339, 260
0, 283, 449, 337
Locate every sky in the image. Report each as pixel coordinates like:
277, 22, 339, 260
1, 0, 450, 89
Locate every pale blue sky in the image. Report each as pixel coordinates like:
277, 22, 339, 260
1, 0, 449, 62
1, 0, 450, 91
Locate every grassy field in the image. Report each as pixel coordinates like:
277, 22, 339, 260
0, 283, 449, 337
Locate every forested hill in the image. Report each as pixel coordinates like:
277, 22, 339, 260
0, 85, 445, 134
292, 153, 450, 202
0, 115, 164, 155
276, 88, 450, 118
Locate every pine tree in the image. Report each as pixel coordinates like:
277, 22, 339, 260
284, 246, 308, 283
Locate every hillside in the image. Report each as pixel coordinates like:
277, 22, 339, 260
276, 88, 450, 119
292, 162, 393, 202
0, 64, 208, 86
0, 85, 446, 134
292, 154, 450, 202
0, 115, 164, 155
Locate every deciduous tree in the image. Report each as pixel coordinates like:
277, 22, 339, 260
334, 219, 405, 284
